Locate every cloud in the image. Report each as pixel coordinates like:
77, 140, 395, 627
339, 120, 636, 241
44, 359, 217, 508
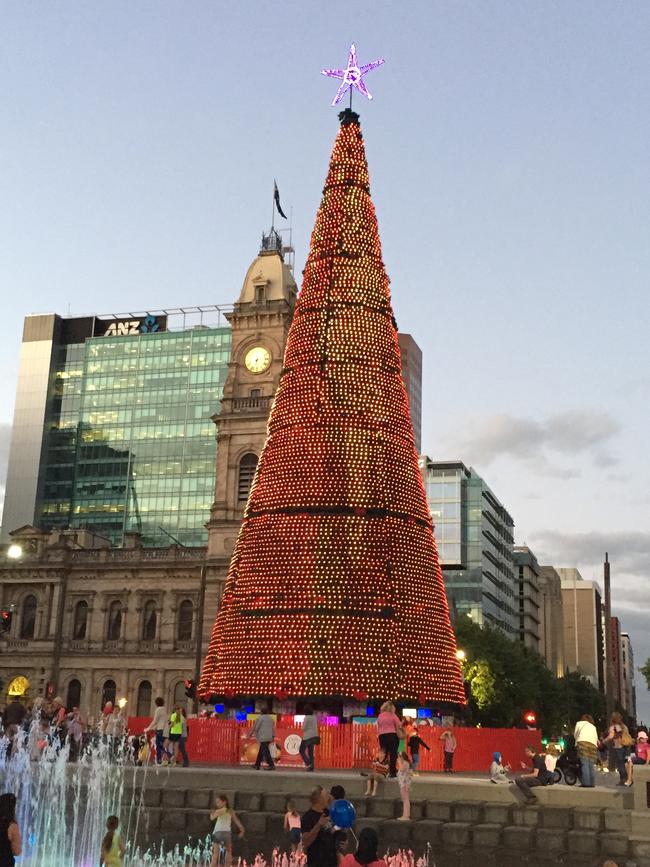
448, 409, 620, 476
530, 529, 650, 607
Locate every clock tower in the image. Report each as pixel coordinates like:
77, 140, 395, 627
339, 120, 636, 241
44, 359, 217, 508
206, 231, 297, 561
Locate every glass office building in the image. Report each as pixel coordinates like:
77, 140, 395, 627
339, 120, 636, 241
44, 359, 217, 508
2, 309, 231, 547
419, 458, 517, 635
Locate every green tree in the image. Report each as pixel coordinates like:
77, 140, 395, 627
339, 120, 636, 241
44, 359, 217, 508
640, 659, 650, 692
454, 618, 604, 735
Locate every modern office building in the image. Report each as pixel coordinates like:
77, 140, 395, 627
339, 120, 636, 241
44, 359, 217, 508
419, 458, 517, 635
397, 333, 422, 453
513, 546, 541, 653
620, 631, 637, 719
559, 568, 604, 690
1, 307, 233, 547
537, 565, 565, 677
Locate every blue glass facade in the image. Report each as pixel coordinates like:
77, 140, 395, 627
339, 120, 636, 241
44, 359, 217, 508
420, 458, 517, 635
37, 325, 230, 547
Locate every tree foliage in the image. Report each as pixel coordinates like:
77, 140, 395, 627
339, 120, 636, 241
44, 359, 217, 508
640, 659, 650, 692
454, 618, 606, 735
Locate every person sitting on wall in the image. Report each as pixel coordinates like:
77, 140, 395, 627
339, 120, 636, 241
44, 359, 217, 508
514, 745, 553, 803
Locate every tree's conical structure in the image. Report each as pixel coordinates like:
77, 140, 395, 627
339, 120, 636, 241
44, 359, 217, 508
200, 110, 466, 704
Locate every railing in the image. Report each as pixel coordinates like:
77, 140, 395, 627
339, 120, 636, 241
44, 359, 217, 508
230, 396, 271, 413
127, 718, 541, 772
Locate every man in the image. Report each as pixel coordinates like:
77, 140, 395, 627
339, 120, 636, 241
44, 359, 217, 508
515, 745, 553, 803
301, 786, 337, 867
251, 706, 276, 771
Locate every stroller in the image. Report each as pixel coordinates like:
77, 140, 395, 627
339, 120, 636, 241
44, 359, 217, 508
554, 741, 581, 786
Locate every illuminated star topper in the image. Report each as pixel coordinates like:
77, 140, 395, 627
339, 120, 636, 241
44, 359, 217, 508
321, 43, 385, 107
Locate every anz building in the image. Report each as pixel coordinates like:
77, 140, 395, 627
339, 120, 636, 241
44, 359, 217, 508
1, 307, 232, 547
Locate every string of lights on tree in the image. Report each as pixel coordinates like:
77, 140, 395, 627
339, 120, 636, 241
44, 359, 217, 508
199, 52, 465, 705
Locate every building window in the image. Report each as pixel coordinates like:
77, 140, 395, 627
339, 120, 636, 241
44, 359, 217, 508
238, 453, 258, 503
20, 595, 37, 639
250, 388, 261, 398
254, 285, 266, 303
136, 680, 152, 717
102, 679, 117, 709
107, 601, 122, 641
177, 600, 194, 642
173, 680, 186, 707
142, 601, 157, 641
66, 678, 81, 709
73, 601, 88, 640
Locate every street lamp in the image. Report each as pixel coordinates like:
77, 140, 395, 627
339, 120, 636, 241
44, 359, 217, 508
117, 697, 127, 710
6, 544, 23, 560
455, 649, 466, 661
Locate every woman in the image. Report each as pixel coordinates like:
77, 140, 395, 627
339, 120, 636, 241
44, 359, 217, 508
340, 827, 387, 867
0, 793, 22, 867
490, 751, 511, 783
376, 701, 402, 779
602, 711, 632, 787
573, 714, 599, 788
299, 705, 319, 771
626, 730, 649, 786
440, 727, 457, 773
169, 706, 190, 767
144, 697, 171, 765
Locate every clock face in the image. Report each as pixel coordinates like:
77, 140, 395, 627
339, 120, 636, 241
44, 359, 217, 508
244, 346, 271, 374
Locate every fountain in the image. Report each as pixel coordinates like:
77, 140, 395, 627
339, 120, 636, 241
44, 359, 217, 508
0, 724, 435, 867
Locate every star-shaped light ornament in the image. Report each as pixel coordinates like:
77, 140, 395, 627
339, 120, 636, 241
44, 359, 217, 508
322, 43, 385, 107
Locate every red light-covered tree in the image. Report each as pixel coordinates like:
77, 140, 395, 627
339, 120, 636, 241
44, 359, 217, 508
199, 110, 466, 705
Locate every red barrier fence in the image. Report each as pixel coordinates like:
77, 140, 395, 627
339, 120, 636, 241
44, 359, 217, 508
127, 717, 541, 773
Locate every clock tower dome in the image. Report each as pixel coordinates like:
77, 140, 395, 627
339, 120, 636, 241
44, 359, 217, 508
206, 232, 297, 561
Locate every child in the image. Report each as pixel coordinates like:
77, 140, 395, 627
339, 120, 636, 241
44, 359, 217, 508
210, 793, 244, 867
408, 727, 430, 776
397, 751, 413, 821
489, 751, 512, 783
284, 799, 302, 853
626, 731, 649, 786
100, 815, 125, 867
363, 747, 389, 796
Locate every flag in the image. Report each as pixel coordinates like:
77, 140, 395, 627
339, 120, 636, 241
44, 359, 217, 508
274, 181, 287, 219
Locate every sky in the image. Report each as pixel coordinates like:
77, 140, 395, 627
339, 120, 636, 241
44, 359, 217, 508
1, 1, 649, 719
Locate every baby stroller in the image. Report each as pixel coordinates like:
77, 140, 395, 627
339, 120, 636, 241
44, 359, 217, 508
555, 742, 581, 786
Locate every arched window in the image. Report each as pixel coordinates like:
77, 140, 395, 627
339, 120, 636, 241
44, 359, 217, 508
73, 600, 88, 640
177, 600, 193, 641
102, 679, 116, 708
173, 680, 186, 707
66, 678, 81, 709
107, 601, 122, 641
20, 595, 37, 639
237, 453, 258, 502
136, 680, 152, 717
142, 601, 157, 641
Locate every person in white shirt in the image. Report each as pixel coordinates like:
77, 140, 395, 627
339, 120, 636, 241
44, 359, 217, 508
144, 697, 171, 765
574, 714, 599, 788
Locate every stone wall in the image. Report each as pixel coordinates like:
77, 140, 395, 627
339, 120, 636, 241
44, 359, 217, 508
123, 786, 650, 866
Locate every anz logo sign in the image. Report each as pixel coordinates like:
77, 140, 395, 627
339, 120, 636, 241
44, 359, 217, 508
102, 315, 162, 337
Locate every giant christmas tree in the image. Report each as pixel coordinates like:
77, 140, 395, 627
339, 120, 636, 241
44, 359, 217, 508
199, 109, 465, 705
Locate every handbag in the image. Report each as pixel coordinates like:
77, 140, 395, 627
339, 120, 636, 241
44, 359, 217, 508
397, 726, 407, 740
621, 727, 634, 748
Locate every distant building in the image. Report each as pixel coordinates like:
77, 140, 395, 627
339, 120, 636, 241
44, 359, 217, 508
420, 458, 517, 635
513, 546, 541, 653
620, 632, 637, 720
609, 615, 623, 708
538, 565, 565, 677
559, 568, 604, 690
397, 333, 422, 453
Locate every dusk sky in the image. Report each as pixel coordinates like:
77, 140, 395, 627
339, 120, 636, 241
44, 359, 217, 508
1, 2, 648, 719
